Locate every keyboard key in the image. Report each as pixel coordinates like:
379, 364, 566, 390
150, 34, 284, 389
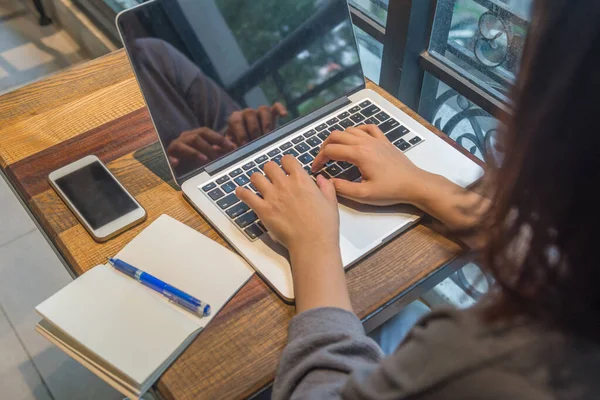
395, 139, 411, 151
310, 148, 320, 157
295, 142, 310, 154
338, 161, 352, 170
307, 136, 321, 147
303, 166, 313, 175
216, 176, 230, 185
246, 167, 261, 177
326, 117, 339, 125
202, 182, 216, 192
292, 136, 304, 144
244, 223, 264, 239
337, 166, 361, 181
226, 202, 249, 218
221, 182, 237, 193
350, 113, 365, 124
365, 117, 379, 125
378, 118, 400, 133
283, 148, 299, 157
325, 164, 343, 176
339, 119, 354, 129
235, 211, 258, 228
207, 187, 225, 200
259, 162, 267, 170
272, 155, 283, 165
375, 111, 390, 122
242, 161, 256, 170
359, 100, 371, 108
316, 123, 328, 131
386, 126, 409, 142
328, 124, 343, 134
303, 129, 317, 138
399, 125, 410, 135
317, 132, 329, 141
254, 154, 268, 164
280, 142, 293, 150
217, 193, 239, 209
298, 153, 314, 165
247, 183, 257, 192
234, 175, 250, 186
337, 111, 350, 119
349, 105, 361, 113
409, 136, 422, 145
361, 104, 380, 117
267, 148, 281, 157
229, 168, 243, 178
257, 221, 267, 232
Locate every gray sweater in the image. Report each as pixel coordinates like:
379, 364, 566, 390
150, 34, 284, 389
272, 307, 599, 399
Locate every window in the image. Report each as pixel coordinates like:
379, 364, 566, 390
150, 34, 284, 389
350, 0, 531, 160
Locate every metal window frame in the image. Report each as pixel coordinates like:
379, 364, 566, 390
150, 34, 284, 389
348, 0, 521, 120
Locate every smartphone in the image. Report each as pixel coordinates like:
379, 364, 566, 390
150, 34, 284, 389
48, 155, 146, 242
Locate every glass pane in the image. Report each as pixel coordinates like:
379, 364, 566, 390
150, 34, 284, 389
353, 26, 383, 84
419, 73, 500, 162
348, 0, 388, 27
429, 0, 532, 97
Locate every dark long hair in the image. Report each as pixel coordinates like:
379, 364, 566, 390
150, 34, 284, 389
482, 0, 600, 338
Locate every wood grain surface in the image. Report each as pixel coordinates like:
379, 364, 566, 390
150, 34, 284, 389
0, 49, 477, 399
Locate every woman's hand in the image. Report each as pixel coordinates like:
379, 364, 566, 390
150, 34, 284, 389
311, 124, 433, 207
236, 156, 352, 313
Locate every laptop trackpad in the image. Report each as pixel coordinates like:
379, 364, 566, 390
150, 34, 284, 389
338, 199, 420, 250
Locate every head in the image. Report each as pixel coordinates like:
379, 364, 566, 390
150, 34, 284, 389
481, 0, 600, 337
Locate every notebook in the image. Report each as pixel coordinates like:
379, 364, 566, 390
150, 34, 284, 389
35, 215, 254, 399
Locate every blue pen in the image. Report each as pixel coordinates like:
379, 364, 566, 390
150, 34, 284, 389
108, 258, 211, 317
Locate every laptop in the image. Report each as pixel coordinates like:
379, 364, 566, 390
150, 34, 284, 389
117, 0, 483, 301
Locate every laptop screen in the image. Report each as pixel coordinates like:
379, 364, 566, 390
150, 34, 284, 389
118, 0, 364, 182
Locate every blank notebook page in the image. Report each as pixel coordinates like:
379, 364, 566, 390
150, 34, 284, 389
36, 264, 199, 385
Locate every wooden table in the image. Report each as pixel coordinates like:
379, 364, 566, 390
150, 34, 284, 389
0, 50, 478, 399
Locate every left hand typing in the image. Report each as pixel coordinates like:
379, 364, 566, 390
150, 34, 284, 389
236, 156, 352, 313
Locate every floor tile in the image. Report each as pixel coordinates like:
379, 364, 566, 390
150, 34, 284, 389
0, 230, 122, 399
0, 305, 52, 400
0, 174, 35, 247
1, 42, 55, 71
41, 30, 81, 55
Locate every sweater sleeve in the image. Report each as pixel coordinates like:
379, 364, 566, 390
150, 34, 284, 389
271, 307, 524, 400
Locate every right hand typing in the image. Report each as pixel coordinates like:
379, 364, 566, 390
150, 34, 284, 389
311, 125, 434, 207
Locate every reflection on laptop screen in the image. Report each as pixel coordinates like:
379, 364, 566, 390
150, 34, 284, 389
118, 0, 364, 182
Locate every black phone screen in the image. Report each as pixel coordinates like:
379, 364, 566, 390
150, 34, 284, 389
54, 161, 139, 230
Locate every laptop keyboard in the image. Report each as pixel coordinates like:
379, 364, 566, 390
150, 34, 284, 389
200, 99, 424, 241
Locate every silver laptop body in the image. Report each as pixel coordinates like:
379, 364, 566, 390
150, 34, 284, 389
117, 0, 483, 301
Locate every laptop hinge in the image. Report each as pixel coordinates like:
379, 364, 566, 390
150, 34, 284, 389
203, 96, 352, 176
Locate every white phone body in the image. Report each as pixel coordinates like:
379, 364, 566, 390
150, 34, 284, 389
48, 155, 146, 242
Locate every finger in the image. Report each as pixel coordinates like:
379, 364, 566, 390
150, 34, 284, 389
250, 171, 274, 197
243, 109, 261, 140
312, 144, 359, 172
236, 186, 267, 213
257, 105, 273, 134
322, 130, 361, 147
168, 142, 208, 163
280, 155, 304, 176
354, 124, 385, 139
263, 160, 287, 186
192, 135, 219, 160
168, 156, 180, 167
330, 178, 369, 202
228, 112, 250, 145
199, 129, 237, 151
345, 126, 372, 139
316, 174, 338, 204
271, 102, 288, 117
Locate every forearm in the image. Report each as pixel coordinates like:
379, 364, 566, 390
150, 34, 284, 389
289, 243, 352, 314
412, 173, 490, 247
